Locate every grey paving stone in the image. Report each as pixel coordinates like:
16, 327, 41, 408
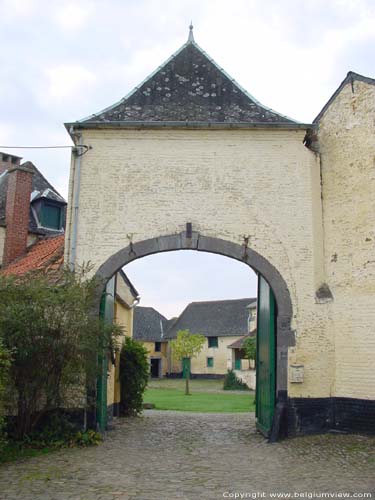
0, 411, 374, 500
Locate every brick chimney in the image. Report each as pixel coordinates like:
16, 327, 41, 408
0, 152, 22, 176
3, 165, 34, 266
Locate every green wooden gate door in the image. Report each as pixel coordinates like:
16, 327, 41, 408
97, 276, 115, 432
256, 275, 276, 436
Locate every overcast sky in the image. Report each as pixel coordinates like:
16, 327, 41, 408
1, 0, 374, 316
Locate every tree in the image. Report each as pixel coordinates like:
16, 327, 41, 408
243, 336, 256, 366
170, 329, 205, 395
119, 337, 149, 415
0, 266, 122, 439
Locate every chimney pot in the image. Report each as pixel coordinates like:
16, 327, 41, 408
0, 152, 22, 176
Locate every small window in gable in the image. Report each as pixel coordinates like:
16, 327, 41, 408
41, 202, 62, 230
207, 357, 214, 368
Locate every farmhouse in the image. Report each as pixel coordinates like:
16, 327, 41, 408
0, 152, 138, 426
133, 306, 169, 378
166, 298, 255, 377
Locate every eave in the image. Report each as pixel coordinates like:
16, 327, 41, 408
65, 120, 314, 137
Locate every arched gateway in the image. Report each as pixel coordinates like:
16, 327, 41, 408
64, 27, 375, 438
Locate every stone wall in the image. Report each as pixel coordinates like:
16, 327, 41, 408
315, 79, 375, 400
65, 127, 335, 398
234, 369, 256, 390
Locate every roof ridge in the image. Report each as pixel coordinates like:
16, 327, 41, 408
21, 161, 66, 202
188, 297, 256, 305
313, 70, 375, 124
190, 41, 300, 124
77, 40, 191, 123
72, 38, 301, 127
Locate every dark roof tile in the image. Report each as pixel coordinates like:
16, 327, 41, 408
133, 306, 169, 342
165, 298, 256, 339
78, 41, 299, 126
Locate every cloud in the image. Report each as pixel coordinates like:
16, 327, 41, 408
45, 64, 96, 100
0, 0, 39, 19
124, 251, 257, 318
53, 1, 93, 32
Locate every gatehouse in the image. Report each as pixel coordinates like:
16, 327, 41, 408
64, 27, 375, 438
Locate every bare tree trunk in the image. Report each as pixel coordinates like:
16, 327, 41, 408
185, 375, 190, 396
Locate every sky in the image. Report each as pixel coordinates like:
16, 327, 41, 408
1, 0, 374, 316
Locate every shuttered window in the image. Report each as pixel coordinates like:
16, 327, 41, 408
41, 203, 61, 229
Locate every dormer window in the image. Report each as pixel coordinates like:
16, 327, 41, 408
41, 202, 62, 230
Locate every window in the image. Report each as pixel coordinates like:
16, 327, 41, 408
207, 357, 214, 368
208, 336, 218, 348
41, 203, 62, 230
155, 342, 161, 352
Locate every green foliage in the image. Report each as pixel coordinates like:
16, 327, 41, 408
0, 265, 122, 439
0, 428, 102, 464
223, 369, 249, 391
170, 329, 206, 395
0, 339, 12, 450
243, 336, 256, 361
72, 429, 102, 447
170, 329, 206, 360
119, 337, 149, 415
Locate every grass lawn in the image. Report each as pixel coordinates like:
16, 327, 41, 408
144, 387, 255, 413
148, 378, 225, 392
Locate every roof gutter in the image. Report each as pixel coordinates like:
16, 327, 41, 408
65, 120, 314, 133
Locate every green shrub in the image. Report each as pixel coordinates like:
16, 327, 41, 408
0, 338, 11, 450
223, 369, 249, 391
0, 268, 122, 439
119, 337, 149, 415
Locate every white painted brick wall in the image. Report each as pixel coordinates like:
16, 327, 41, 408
65, 127, 335, 398
318, 80, 375, 399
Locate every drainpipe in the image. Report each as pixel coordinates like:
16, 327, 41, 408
69, 128, 83, 271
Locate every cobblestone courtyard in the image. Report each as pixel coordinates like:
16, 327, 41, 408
0, 411, 374, 500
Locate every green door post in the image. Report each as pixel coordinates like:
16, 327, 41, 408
97, 276, 115, 432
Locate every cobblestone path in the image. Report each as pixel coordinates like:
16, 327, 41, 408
0, 411, 374, 499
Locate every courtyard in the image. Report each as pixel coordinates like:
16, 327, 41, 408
0, 411, 374, 499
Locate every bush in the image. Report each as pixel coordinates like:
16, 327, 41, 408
223, 369, 249, 391
0, 267, 122, 439
119, 337, 149, 415
0, 338, 11, 450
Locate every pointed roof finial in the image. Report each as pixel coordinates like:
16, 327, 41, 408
188, 21, 194, 43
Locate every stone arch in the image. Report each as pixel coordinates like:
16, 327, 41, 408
93, 231, 295, 397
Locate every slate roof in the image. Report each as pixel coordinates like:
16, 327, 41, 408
68, 35, 308, 129
133, 306, 169, 342
1, 235, 64, 277
165, 298, 256, 339
0, 161, 66, 235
